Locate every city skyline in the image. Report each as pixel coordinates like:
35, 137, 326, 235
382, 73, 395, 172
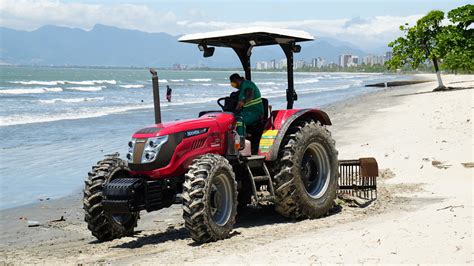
255, 52, 393, 70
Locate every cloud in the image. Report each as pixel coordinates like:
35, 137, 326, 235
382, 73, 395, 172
0, 0, 422, 51
0, 0, 178, 32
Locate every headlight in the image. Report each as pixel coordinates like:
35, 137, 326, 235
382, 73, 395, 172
142, 135, 168, 163
126, 139, 136, 163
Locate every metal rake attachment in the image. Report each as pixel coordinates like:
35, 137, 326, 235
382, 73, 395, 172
338, 158, 378, 200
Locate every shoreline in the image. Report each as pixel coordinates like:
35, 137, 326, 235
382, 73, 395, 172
1, 73, 472, 264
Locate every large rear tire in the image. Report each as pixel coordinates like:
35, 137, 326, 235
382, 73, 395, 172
182, 154, 238, 243
273, 121, 338, 219
83, 155, 139, 241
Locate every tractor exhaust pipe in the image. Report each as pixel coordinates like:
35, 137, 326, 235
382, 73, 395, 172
149, 68, 162, 124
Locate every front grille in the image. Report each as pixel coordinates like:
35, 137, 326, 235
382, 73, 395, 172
191, 138, 206, 149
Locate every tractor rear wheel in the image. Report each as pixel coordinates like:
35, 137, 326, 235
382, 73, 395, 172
83, 155, 139, 241
182, 154, 238, 243
273, 121, 338, 219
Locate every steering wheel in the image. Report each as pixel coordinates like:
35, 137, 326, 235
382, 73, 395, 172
217, 97, 226, 110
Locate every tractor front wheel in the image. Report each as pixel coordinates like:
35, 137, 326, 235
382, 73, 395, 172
83, 155, 139, 241
182, 154, 238, 243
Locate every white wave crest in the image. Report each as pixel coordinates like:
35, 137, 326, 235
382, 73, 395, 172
170, 79, 184, 82
257, 82, 277, 85
0, 87, 63, 95
0, 104, 155, 127
189, 78, 212, 82
64, 80, 117, 85
10, 80, 62, 86
119, 84, 144, 89
295, 78, 320, 84
10, 80, 117, 86
159, 79, 168, 83
65, 86, 105, 92
162, 98, 214, 106
38, 97, 104, 104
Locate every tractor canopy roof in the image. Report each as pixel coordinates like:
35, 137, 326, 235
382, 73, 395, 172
178, 27, 314, 47
178, 27, 314, 109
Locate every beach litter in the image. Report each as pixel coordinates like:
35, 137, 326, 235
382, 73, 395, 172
461, 162, 474, 168
28, 220, 40, 227
436, 205, 464, 212
431, 160, 452, 169
49, 216, 66, 223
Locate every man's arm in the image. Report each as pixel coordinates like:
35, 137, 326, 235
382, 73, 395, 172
236, 87, 254, 110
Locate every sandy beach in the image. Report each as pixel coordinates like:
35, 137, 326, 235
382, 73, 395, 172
0, 73, 472, 264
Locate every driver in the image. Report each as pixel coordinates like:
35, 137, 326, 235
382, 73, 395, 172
229, 73, 264, 127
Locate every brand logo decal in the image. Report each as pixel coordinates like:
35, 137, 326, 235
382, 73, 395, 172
185, 128, 208, 138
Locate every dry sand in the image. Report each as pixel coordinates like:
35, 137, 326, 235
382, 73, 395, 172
1, 74, 472, 264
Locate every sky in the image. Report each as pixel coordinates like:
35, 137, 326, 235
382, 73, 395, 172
0, 0, 469, 51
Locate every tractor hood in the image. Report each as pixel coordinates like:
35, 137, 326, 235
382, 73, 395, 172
132, 112, 235, 139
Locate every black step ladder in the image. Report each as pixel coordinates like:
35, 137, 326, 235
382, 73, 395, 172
242, 155, 275, 205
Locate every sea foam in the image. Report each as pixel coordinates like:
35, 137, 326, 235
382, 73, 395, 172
10, 80, 117, 86
0, 87, 63, 95
38, 97, 104, 104
0, 104, 154, 127
119, 84, 145, 89
64, 86, 105, 92
189, 78, 212, 82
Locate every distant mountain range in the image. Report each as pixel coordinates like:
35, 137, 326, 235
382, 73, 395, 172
0, 24, 373, 68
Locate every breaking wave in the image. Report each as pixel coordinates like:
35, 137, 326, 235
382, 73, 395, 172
189, 78, 212, 82
0, 104, 154, 127
64, 86, 105, 92
38, 97, 104, 104
0, 87, 63, 95
10, 80, 117, 86
119, 84, 144, 89
294, 78, 320, 84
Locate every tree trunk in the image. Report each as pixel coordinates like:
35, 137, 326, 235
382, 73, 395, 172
432, 57, 447, 91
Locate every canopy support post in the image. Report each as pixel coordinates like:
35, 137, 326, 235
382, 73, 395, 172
280, 43, 297, 109
232, 46, 252, 81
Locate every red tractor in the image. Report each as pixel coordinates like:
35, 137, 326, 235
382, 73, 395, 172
84, 28, 341, 243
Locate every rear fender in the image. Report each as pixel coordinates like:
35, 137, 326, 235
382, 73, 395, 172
258, 109, 332, 161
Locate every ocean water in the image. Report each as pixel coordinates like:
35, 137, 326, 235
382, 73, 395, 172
0, 66, 407, 209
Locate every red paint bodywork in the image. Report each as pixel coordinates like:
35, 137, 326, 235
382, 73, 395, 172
130, 112, 235, 179
129, 108, 330, 180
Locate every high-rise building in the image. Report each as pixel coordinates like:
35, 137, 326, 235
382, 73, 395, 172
269, 59, 276, 69
339, 54, 353, 67
363, 54, 387, 66
256, 61, 269, 70
385, 51, 393, 61
350, 55, 359, 66
295, 59, 305, 69
363, 55, 374, 65
312, 57, 326, 68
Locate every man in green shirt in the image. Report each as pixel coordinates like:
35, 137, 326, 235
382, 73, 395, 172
229, 73, 264, 127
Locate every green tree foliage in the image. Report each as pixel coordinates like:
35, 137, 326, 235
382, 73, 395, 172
387, 4, 473, 90
438, 5, 474, 73
387, 10, 446, 90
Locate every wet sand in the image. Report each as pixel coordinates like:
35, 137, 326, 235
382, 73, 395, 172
1, 74, 472, 264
